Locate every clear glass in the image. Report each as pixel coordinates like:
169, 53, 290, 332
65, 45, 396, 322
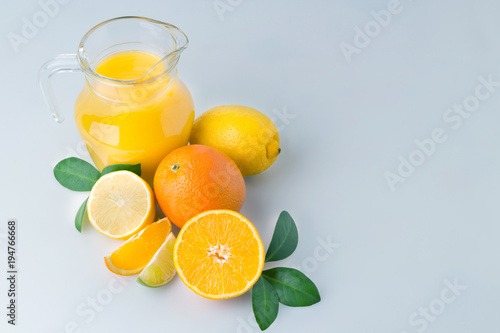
39, 17, 195, 184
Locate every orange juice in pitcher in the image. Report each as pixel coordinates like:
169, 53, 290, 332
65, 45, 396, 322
39, 17, 195, 183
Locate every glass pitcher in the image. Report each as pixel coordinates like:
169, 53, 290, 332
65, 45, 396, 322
39, 16, 195, 184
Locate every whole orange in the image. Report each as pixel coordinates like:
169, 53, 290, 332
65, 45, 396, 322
154, 145, 246, 228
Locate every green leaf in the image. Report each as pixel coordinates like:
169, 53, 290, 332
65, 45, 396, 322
252, 276, 279, 331
75, 197, 88, 232
53, 157, 100, 191
101, 163, 141, 177
265, 211, 298, 262
262, 268, 320, 307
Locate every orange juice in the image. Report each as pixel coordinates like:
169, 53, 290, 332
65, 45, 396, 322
74, 51, 195, 184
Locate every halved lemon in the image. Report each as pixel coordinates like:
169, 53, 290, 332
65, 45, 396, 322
87, 170, 155, 240
137, 232, 177, 287
173, 210, 265, 300
105, 218, 172, 276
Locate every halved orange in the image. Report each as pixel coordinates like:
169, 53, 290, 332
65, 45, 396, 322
173, 210, 265, 300
105, 218, 172, 276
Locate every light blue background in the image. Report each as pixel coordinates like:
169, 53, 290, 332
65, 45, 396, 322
1, 0, 499, 332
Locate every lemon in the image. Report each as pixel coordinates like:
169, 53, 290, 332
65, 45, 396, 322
137, 232, 177, 287
189, 105, 281, 176
87, 170, 156, 240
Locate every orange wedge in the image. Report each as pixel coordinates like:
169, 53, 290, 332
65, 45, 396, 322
173, 210, 265, 300
105, 218, 172, 276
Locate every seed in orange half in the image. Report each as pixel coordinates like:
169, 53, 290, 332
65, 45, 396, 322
105, 218, 172, 276
173, 210, 265, 300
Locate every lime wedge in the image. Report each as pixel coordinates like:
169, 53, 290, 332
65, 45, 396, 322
137, 233, 177, 287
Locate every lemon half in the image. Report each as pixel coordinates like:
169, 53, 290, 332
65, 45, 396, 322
87, 170, 156, 240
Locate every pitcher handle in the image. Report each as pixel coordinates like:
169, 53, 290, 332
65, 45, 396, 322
39, 54, 82, 123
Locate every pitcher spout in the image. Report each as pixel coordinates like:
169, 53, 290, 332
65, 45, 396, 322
147, 22, 189, 82
77, 17, 189, 85
73, 17, 190, 101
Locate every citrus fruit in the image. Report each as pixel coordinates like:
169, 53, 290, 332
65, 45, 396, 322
105, 218, 172, 276
87, 170, 155, 240
154, 145, 246, 228
173, 210, 265, 300
189, 105, 281, 176
137, 232, 177, 287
